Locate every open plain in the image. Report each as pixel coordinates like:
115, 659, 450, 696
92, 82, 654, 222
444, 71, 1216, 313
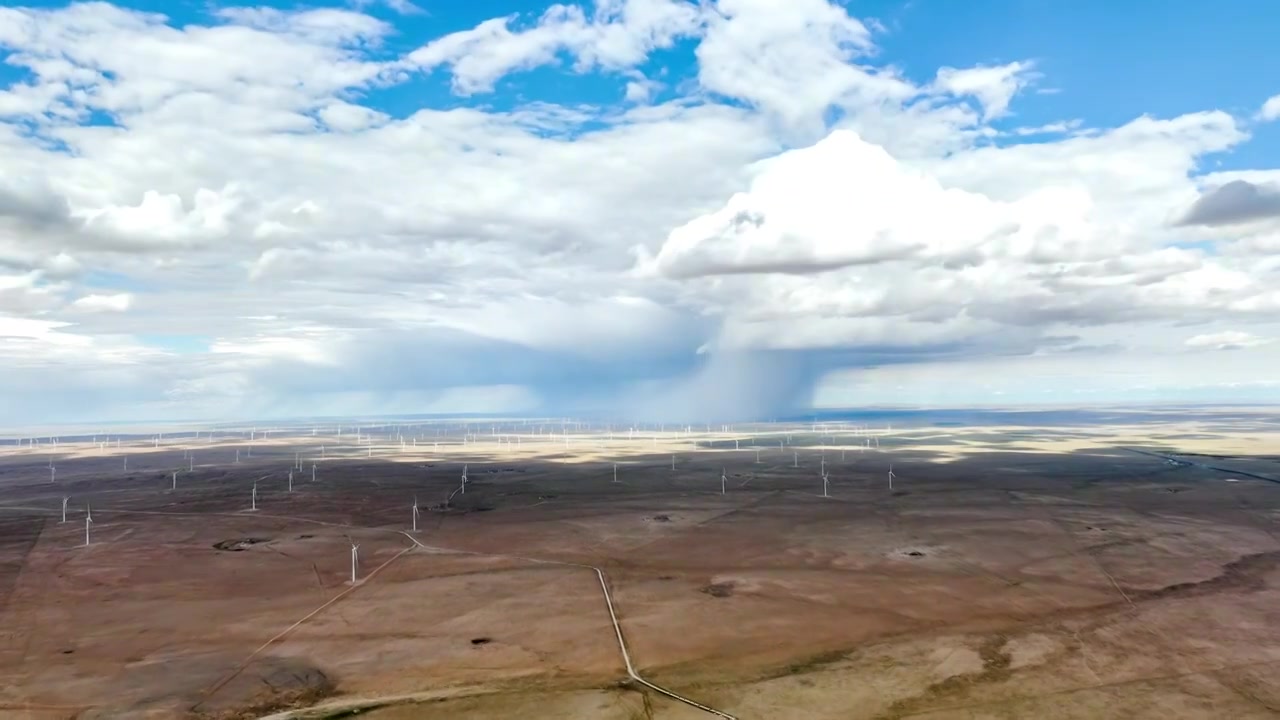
1, 410, 1280, 719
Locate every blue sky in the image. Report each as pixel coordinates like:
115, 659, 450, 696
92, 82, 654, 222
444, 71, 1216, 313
1, 0, 1279, 424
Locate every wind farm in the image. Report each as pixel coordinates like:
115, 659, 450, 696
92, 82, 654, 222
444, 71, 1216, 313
1, 410, 1280, 719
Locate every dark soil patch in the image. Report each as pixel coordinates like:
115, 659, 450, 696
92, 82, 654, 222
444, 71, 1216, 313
701, 582, 735, 598
906, 551, 925, 557
470, 637, 492, 645
784, 649, 848, 676
213, 538, 269, 552
651, 514, 671, 522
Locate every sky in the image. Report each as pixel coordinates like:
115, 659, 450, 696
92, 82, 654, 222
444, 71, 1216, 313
2, 0, 1280, 426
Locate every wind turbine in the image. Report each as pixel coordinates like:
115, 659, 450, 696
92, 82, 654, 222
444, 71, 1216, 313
86, 503, 92, 523
671, 454, 676, 471
411, 496, 420, 532
171, 471, 178, 491
61, 496, 69, 523
613, 463, 619, 483
461, 464, 468, 494
250, 481, 259, 511
312, 464, 317, 482
793, 451, 798, 468
350, 542, 360, 584
822, 470, 830, 498
50, 466, 55, 483
888, 464, 896, 490
235, 449, 240, 464
720, 467, 727, 495
84, 514, 93, 547
123, 456, 128, 471
755, 448, 761, 464
287, 470, 293, 493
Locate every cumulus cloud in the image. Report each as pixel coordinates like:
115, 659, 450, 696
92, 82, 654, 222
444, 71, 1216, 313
1, 0, 1279, 424
1260, 94, 1280, 122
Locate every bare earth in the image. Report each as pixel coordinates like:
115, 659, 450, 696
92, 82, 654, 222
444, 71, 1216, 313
1, 413, 1279, 719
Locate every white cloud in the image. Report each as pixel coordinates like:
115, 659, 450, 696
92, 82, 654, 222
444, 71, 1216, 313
405, 0, 703, 94
641, 129, 1014, 278
624, 76, 663, 103
71, 293, 133, 313
695, 0, 908, 137
1259, 94, 1280, 122
76, 187, 242, 249
933, 62, 1038, 119
1185, 331, 1272, 350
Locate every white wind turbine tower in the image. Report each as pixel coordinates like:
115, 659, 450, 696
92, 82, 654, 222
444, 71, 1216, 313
84, 513, 93, 547
171, 471, 178, 491
755, 448, 761, 464
250, 481, 259, 511
671, 454, 676, 471
793, 450, 798, 468
288, 470, 293, 493
888, 464, 896, 491
613, 463, 619, 483
350, 542, 360, 584
411, 496, 420, 532
61, 496, 69, 523
461, 464, 468, 494
822, 470, 830, 498
50, 466, 55, 483
721, 467, 727, 495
